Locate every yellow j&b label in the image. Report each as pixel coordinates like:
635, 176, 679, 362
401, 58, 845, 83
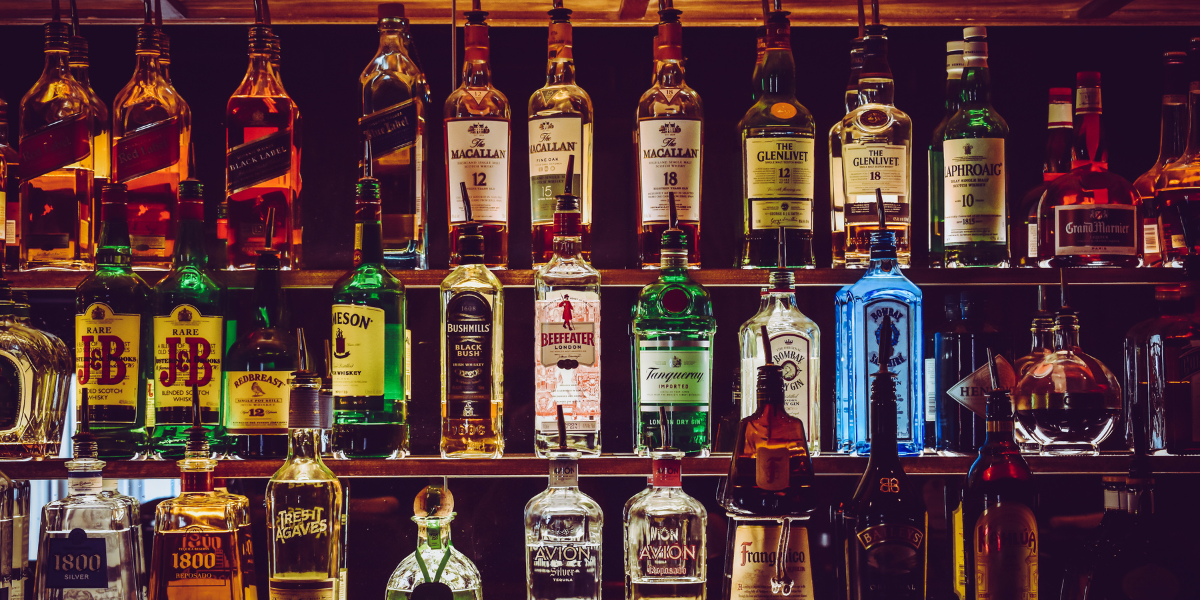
153, 304, 223, 410
75, 303, 141, 419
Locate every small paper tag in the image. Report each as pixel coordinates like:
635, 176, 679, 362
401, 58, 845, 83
549, 458, 579, 488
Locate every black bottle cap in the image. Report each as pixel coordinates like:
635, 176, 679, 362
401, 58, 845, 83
378, 2, 406, 19
465, 0, 488, 23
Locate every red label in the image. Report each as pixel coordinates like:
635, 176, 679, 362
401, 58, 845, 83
115, 117, 181, 183
20, 113, 91, 181
652, 457, 682, 487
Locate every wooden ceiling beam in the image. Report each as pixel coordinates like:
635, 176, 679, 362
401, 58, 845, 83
1076, 0, 1136, 19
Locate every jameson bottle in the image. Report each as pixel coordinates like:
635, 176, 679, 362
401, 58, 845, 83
75, 184, 152, 459
739, 0, 816, 269
151, 179, 224, 459
332, 178, 408, 459
927, 40, 965, 267
360, 3, 429, 270
529, 0, 593, 266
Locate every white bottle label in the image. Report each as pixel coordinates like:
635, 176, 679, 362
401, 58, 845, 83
549, 458, 579, 488
529, 116, 585, 224
729, 520, 814, 600
331, 304, 387, 396
153, 305, 223, 411
67, 472, 103, 496
1027, 222, 1038, 258
861, 300, 915, 442
1053, 204, 1137, 256
535, 291, 601, 434
769, 333, 813, 431
746, 137, 815, 230
841, 143, 909, 224
636, 340, 711, 411
1143, 222, 1161, 255
638, 118, 702, 224
446, 119, 510, 224
225, 371, 293, 433
923, 357, 937, 421
943, 138, 1006, 244
75, 303, 142, 423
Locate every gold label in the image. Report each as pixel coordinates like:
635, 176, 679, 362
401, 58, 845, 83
974, 503, 1038, 600
225, 371, 292, 433
153, 305, 223, 410
331, 304, 386, 396
75, 303, 141, 418
953, 503, 967, 600
729, 521, 814, 600
754, 446, 791, 491
770, 102, 798, 119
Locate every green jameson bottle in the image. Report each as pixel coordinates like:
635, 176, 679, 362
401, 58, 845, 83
152, 179, 225, 459
332, 177, 408, 458
75, 183, 152, 459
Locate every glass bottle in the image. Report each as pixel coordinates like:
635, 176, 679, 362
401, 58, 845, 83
1037, 72, 1141, 267
625, 450, 707, 600
631, 206, 716, 456
445, 0, 511, 269
75, 183, 152, 459
151, 179, 225, 459
332, 177, 408, 459
942, 29, 1009, 267
843, 314, 928, 600
1123, 285, 1191, 455
0, 96, 20, 271
1159, 38, 1200, 275
99, 478, 145, 599
1133, 52, 1188, 267
266, 369, 343, 598
524, 439, 603, 600
534, 169, 601, 456
19, 12, 94, 270
636, 0, 703, 268
10, 288, 72, 457
0, 291, 58, 459
927, 39, 965, 268
35, 393, 138, 600
68, 14, 110, 211
11, 478, 29, 599
529, 0, 593, 266
837, 24, 913, 267
225, 9, 301, 270
112, 10, 191, 269
360, 3, 429, 270
384, 484, 482, 600
1012, 286, 1055, 453
738, 2, 816, 269
441, 193, 504, 458
830, 38, 864, 266
933, 291, 1008, 455
1015, 89, 1074, 267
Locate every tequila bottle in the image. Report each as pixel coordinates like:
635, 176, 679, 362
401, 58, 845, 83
99, 478, 146, 599
75, 183, 152, 459
1015, 89, 1074, 267
829, 37, 864, 266
360, 3, 429, 270
1133, 51, 1188, 267
529, 0, 594, 266
927, 39, 965, 267
625, 449, 706, 600
332, 177, 408, 459
0, 282, 64, 459
11, 478, 29, 599
534, 159, 600, 456
384, 484, 482, 600
152, 179, 225, 459
1159, 39, 1200, 274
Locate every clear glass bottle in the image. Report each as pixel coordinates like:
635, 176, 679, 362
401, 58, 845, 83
1159, 38, 1200, 275
529, 0, 593, 266
12, 289, 73, 457
927, 40, 965, 267
1133, 51, 1188, 267
830, 38, 864, 266
0, 290, 58, 459
524, 443, 603, 600
385, 484, 482, 600
360, 3, 429, 271
99, 478, 145, 598
625, 449, 707, 600
0, 95, 20, 270
1015, 89, 1074, 267
11, 478, 30, 599
1012, 287, 1056, 454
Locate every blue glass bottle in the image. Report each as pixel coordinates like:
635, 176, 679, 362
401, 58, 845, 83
835, 225, 924, 455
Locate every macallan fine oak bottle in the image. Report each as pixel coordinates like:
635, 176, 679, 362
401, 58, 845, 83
445, 0, 511, 269
636, 0, 703, 268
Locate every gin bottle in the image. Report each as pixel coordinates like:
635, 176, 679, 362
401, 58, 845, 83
625, 449, 706, 600
385, 484, 482, 600
534, 157, 601, 456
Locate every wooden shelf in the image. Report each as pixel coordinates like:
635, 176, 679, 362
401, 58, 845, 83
2, 453, 1194, 479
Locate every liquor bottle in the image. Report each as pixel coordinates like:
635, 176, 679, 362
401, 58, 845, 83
636, 0, 703, 268
1159, 37, 1200, 275
737, 232, 820, 454
99, 478, 145, 598
830, 37, 864, 266
750, 23, 766, 104
384, 484, 482, 600
11, 288, 73, 456
1123, 285, 1191, 454
534, 158, 601, 456
445, 0, 511, 269
529, 0, 593, 266
927, 40, 965, 268
739, 0, 816, 269
226, 0, 302, 270
360, 2, 429, 270
625, 447, 707, 600
1012, 286, 1054, 453
266, 367, 343, 599
955, 378, 1038, 600
843, 313, 928, 600
836, 23, 913, 267
524, 408, 603, 600
11, 478, 30, 599
34, 391, 139, 600
332, 177, 408, 459
942, 29, 1009, 267
0, 96, 19, 270
75, 183, 152, 459
151, 179, 224, 459
713, 375, 742, 454
631, 197, 716, 456
112, 1, 191, 269
1133, 52, 1188, 267
441, 186, 504, 458
933, 291, 1010, 455
19, 6, 94, 270
0, 287, 60, 458
1037, 72, 1141, 267
68, 4, 110, 210
835, 195, 924, 455
1015, 89, 1074, 267
224, 208, 298, 459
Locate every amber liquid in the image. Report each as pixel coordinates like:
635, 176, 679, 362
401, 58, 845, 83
149, 530, 246, 600
532, 222, 591, 266
123, 168, 183, 268
448, 222, 508, 269
843, 224, 911, 267
639, 222, 700, 268
441, 399, 503, 458
225, 96, 298, 270
21, 169, 92, 270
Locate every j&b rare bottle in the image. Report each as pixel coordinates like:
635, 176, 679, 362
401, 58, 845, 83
625, 447, 707, 600
385, 484, 482, 600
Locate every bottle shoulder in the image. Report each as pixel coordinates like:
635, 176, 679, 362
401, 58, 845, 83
637, 86, 703, 119
77, 272, 152, 310
943, 106, 1010, 139
627, 489, 707, 521
152, 269, 222, 309
267, 460, 341, 487
444, 87, 510, 119
740, 99, 816, 134
528, 84, 594, 119
535, 257, 601, 287
524, 488, 604, 526
334, 265, 405, 297
441, 265, 503, 294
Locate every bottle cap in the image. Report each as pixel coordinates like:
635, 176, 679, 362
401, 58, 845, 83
548, 0, 572, 21
1048, 87, 1073, 102
963, 41, 987, 58
69, 36, 89, 64
1076, 71, 1101, 87
101, 183, 130, 205
43, 21, 70, 50
946, 40, 964, 53
288, 371, 323, 429
378, 2, 406, 19
963, 26, 987, 39
357, 177, 381, 202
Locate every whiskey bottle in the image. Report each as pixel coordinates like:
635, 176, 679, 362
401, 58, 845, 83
112, 2, 191, 269
0, 97, 19, 270
529, 0, 593, 266
1037, 72, 1141, 267
360, 2, 429, 270
445, 0, 511, 269
933, 292, 1010, 455
636, 0, 703, 268
943, 29, 1009, 267
75, 183, 152, 459
226, 0, 302, 270
150, 179, 224, 459
830, 37, 864, 267
625, 448, 707, 600
927, 40, 965, 267
1122, 285, 1191, 454
384, 484, 482, 600
1015, 88, 1074, 267
441, 186, 504, 458
332, 177, 408, 459
843, 314, 928, 600
68, 4, 111, 211
739, 0, 816, 269
1158, 37, 1200, 275
0, 286, 61, 459
266, 367, 343, 599
19, 7, 94, 270
1134, 52, 1188, 267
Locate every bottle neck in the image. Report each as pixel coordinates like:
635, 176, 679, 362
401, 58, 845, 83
286, 428, 322, 461
43, 51, 72, 78
1157, 92, 1187, 163
760, 289, 795, 311
1055, 319, 1080, 350
756, 47, 796, 100
134, 53, 162, 83
981, 413, 1019, 454
69, 63, 91, 87
1183, 80, 1200, 156
1073, 87, 1108, 170
173, 203, 208, 268
246, 52, 283, 87
96, 202, 133, 268
377, 24, 406, 54
960, 63, 992, 105
659, 250, 689, 276
545, 21, 576, 86
355, 204, 385, 266
417, 519, 453, 550
943, 73, 963, 114
858, 75, 896, 107
252, 255, 285, 329
654, 59, 686, 88
552, 234, 582, 259
868, 389, 899, 460
1029, 318, 1055, 352
463, 23, 492, 87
